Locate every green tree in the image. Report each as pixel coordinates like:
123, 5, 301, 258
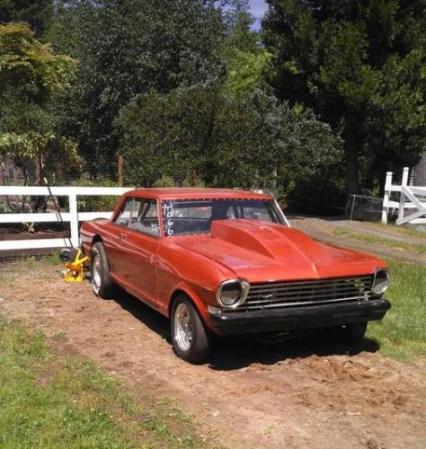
263, 0, 426, 194
116, 86, 220, 187
116, 86, 343, 211
223, 0, 273, 93
49, 0, 226, 178
225, 0, 259, 53
0, 22, 78, 184
225, 49, 273, 93
0, 0, 53, 35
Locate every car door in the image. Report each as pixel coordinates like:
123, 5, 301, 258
118, 198, 161, 308
103, 197, 138, 281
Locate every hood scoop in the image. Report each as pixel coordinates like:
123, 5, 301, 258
210, 219, 320, 279
210, 219, 282, 259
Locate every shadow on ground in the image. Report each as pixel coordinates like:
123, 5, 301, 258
208, 334, 380, 371
111, 287, 380, 371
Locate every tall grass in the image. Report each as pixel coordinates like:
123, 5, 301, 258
368, 260, 426, 361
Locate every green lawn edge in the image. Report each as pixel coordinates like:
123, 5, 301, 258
0, 316, 217, 449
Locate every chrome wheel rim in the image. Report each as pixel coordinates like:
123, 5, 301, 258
92, 254, 101, 292
174, 303, 193, 352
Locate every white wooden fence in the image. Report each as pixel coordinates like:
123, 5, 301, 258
0, 186, 132, 251
382, 167, 426, 225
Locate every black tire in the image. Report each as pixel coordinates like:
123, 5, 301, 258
334, 322, 368, 345
170, 296, 210, 363
90, 242, 115, 299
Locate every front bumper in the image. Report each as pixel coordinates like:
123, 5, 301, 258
208, 298, 391, 335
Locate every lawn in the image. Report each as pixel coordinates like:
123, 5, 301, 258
0, 316, 215, 449
332, 227, 426, 255
367, 260, 426, 361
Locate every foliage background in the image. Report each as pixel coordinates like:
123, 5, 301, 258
1, 0, 425, 213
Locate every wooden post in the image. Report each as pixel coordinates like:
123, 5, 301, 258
397, 167, 409, 223
12, 164, 18, 184
381, 171, 393, 224
117, 155, 123, 186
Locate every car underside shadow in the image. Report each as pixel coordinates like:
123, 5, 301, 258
207, 332, 380, 371
107, 286, 380, 370
111, 287, 171, 342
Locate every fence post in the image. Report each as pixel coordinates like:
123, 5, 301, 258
397, 167, 409, 223
381, 171, 393, 224
69, 190, 79, 247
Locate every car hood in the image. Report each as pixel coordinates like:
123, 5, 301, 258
172, 220, 385, 283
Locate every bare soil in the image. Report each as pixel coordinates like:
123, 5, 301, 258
1, 261, 425, 449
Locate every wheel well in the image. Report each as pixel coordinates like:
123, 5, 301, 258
169, 289, 192, 317
92, 234, 103, 245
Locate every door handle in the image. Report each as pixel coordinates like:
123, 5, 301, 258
119, 233, 128, 239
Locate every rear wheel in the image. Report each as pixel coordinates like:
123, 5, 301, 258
171, 296, 210, 363
90, 242, 115, 299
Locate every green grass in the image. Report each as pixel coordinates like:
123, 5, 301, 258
362, 221, 426, 240
333, 227, 426, 255
367, 260, 426, 361
330, 226, 426, 361
0, 317, 215, 449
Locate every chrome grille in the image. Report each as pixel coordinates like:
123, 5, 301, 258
235, 275, 373, 312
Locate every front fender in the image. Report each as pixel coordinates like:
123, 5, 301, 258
167, 280, 216, 330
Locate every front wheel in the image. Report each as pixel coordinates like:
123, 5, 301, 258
171, 296, 210, 363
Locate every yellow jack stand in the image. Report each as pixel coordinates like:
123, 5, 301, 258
63, 249, 90, 282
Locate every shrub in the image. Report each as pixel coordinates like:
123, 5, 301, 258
74, 179, 120, 212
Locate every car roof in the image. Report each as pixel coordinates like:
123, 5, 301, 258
123, 187, 272, 201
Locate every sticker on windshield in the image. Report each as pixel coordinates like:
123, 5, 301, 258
165, 202, 175, 235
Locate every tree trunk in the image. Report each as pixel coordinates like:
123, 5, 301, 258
345, 146, 359, 195
117, 154, 123, 186
34, 155, 42, 185
344, 122, 360, 196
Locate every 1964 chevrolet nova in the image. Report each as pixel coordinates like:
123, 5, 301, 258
80, 188, 390, 363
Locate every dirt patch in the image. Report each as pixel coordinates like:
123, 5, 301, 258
1, 262, 426, 449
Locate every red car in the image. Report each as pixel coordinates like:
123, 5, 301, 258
80, 188, 390, 363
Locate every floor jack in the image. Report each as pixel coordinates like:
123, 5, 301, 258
60, 248, 90, 282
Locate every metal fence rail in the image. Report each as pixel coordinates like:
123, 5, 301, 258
0, 186, 132, 251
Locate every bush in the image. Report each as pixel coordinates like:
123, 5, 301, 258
116, 87, 344, 213
152, 175, 176, 187
74, 179, 120, 212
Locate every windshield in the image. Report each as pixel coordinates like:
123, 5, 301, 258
162, 199, 283, 236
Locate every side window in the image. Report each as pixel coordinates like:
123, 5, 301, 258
114, 198, 136, 227
242, 205, 275, 222
128, 199, 160, 236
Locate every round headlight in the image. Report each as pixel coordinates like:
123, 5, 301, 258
372, 269, 390, 296
216, 280, 249, 308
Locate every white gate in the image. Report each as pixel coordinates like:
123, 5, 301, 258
382, 167, 426, 225
0, 186, 132, 251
